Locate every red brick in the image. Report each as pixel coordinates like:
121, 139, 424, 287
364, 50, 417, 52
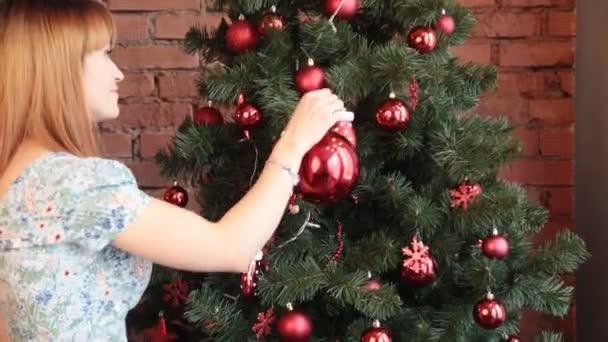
158, 73, 199, 98
112, 45, 199, 70
540, 126, 574, 156
140, 131, 175, 159
102, 103, 192, 128
520, 306, 575, 342
496, 71, 545, 97
558, 70, 574, 96
548, 11, 576, 36
529, 98, 574, 125
108, 0, 201, 11
536, 216, 574, 244
126, 161, 171, 188
512, 127, 539, 156
476, 93, 529, 126
457, 0, 495, 7
155, 14, 225, 39
119, 73, 155, 98
544, 187, 574, 215
499, 42, 573, 67
450, 43, 492, 64
99, 132, 132, 158
502, 0, 573, 7
472, 11, 540, 38
500, 159, 574, 185
113, 14, 149, 42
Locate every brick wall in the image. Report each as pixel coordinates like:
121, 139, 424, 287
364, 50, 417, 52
103, 0, 576, 340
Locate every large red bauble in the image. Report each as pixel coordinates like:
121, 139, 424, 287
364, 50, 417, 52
234, 102, 262, 129
435, 14, 456, 35
506, 336, 521, 342
329, 121, 356, 147
407, 26, 438, 54
258, 9, 285, 35
473, 295, 506, 329
324, 0, 359, 20
163, 184, 188, 208
297, 133, 359, 205
276, 309, 313, 342
295, 60, 326, 94
375, 97, 410, 131
360, 325, 392, 342
226, 18, 259, 54
481, 233, 509, 260
194, 105, 223, 125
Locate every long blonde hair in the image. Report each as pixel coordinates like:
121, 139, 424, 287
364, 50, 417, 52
0, 0, 116, 174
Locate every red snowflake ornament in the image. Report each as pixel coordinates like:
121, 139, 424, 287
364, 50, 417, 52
252, 306, 276, 339
162, 277, 189, 307
401, 237, 437, 286
449, 181, 482, 210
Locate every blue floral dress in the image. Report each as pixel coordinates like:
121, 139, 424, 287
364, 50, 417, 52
0, 152, 153, 341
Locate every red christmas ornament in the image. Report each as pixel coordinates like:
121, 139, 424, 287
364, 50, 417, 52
252, 307, 276, 339
330, 121, 356, 147
162, 277, 189, 307
401, 236, 437, 286
194, 102, 224, 125
288, 192, 300, 214
143, 311, 179, 342
435, 10, 456, 35
276, 303, 313, 342
295, 58, 326, 94
449, 181, 482, 211
241, 251, 263, 297
481, 229, 510, 260
506, 336, 521, 342
164, 182, 188, 208
296, 132, 359, 205
474, 292, 506, 329
407, 26, 438, 54
258, 6, 285, 35
375, 92, 410, 131
324, 0, 360, 20
365, 272, 382, 290
234, 92, 262, 140
360, 320, 392, 342
226, 15, 259, 54
323, 222, 345, 271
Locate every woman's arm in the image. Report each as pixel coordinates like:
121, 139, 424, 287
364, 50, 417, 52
112, 89, 353, 273
0, 313, 8, 342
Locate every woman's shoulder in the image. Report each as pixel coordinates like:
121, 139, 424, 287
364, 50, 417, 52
37, 152, 136, 188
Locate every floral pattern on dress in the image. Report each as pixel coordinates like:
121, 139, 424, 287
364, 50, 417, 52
0, 152, 153, 341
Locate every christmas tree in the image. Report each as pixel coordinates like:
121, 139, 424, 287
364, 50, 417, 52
127, 0, 589, 341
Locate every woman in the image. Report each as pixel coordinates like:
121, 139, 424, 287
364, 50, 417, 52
0, 0, 353, 340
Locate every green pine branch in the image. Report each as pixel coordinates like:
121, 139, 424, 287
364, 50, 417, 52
324, 268, 402, 319
257, 256, 328, 306
528, 230, 590, 275
504, 275, 573, 317
185, 285, 249, 342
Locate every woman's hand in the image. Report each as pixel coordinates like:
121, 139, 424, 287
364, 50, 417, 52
278, 88, 354, 158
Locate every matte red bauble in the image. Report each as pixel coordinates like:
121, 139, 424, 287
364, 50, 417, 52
276, 305, 313, 342
226, 16, 259, 53
295, 59, 326, 94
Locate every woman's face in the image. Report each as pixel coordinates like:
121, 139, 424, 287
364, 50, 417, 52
82, 44, 124, 122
